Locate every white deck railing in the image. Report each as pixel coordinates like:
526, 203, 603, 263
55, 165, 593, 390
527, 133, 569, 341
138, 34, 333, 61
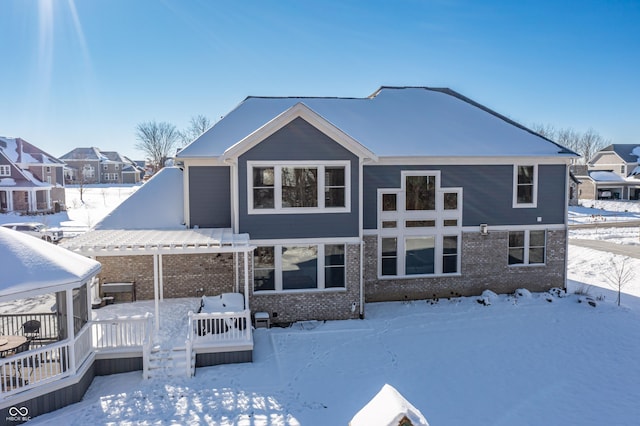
0, 341, 71, 398
91, 314, 153, 350
188, 309, 252, 348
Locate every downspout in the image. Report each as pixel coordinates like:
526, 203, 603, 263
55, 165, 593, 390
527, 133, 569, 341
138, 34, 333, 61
563, 163, 571, 292
359, 158, 368, 319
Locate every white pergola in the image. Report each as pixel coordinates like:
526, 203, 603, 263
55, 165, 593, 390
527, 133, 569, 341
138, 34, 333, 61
63, 228, 256, 331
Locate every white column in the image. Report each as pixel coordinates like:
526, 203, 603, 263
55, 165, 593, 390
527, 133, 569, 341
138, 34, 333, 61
7, 190, 13, 211
159, 253, 164, 301
243, 250, 250, 310
66, 289, 76, 373
153, 254, 160, 332
29, 189, 37, 211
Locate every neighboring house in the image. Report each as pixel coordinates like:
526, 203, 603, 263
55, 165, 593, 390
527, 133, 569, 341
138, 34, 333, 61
60, 147, 144, 184
66, 86, 578, 325
0, 136, 66, 213
573, 144, 640, 200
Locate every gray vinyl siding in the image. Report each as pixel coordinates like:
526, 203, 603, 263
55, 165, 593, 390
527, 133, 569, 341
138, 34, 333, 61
238, 117, 359, 239
195, 350, 252, 367
363, 164, 567, 228
189, 166, 232, 228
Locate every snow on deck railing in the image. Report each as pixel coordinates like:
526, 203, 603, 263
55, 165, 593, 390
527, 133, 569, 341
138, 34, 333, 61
91, 314, 153, 350
0, 341, 71, 399
188, 309, 252, 347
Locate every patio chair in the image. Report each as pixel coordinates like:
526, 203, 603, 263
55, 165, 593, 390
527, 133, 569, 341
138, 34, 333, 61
12, 340, 40, 382
22, 320, 41, 339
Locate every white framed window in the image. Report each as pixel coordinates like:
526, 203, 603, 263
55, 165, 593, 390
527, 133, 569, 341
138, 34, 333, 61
253, 243, 346, 292
0, 165, 10, 176
82, 165, 95, 179
508, 230, 546, 266
377, 171, 462, 278
513, 165, 538, 208
247, 161, 350, 214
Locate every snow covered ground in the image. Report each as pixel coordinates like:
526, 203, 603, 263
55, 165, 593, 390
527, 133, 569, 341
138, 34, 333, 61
0, 184, 140, 233
4, 188, 640, 425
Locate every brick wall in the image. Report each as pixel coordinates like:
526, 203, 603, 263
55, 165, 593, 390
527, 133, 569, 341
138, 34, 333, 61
97, 253, 236, 302
248, 244, 362, 324
364, 230, 567, 302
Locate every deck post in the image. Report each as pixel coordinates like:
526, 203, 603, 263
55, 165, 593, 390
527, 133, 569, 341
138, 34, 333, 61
66, 289, 76, 373
153, 254, 160, 332
244, 250, 250, 310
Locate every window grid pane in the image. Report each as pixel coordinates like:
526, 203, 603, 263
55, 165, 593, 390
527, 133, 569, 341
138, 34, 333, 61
282, 246, 318, 289
517, 166, 534, 204
381, 238, 397, 276
325, 244, 346, 288
406, 176, 435, 210
282, 168, 318, 208
405, 237, 435, 275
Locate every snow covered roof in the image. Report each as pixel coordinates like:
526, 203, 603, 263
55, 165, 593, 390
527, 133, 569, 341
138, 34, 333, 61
0, 227, 101, 301
177, 87, 577, 159
63, 228, 254, 256
0, 150, 52, 189
0, 136, 64, 165
589, 170, 627, 182
60, 147, 107, 161
596, 144, 640, 163
350, 384, 429, 426
93, 167, 184, 230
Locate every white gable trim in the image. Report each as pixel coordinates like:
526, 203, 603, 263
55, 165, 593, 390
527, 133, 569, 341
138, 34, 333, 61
220, 102, 378, 162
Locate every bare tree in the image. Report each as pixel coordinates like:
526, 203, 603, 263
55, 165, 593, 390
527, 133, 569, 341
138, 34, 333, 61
180, 114, 212, 146
531, 124, 609, 164
605, 256, 634, 306
135, 121, 181, 173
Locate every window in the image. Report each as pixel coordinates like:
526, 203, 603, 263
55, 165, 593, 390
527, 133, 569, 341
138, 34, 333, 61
253, 243, 346, 292
508, 230, 546, 265
381, 238, 398, 276
253, 167, 275, 209
82, 165, 94, 179
442, 236, 458, 273
325, 167, 345, 207
406, 175, 435, 210
405, 237, 435, 275
382, 193, 397, 211
282, 246, 318, 290
103, 164, 108, 171
248, 162, 349, 213
324, 244, 345, 288
514, 165, 537, 207
254, 247, 275, 291
0, 165, 10, 176
378, 171, 462, 278
282, 167, 318, 208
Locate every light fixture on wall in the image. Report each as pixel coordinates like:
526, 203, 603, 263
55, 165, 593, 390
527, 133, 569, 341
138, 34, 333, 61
480, 223, 489, 235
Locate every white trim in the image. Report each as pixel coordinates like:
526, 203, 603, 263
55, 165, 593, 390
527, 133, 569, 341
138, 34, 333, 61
507, 229, 547, 267
374, 156, 576, 166
460, 223, 565, 232
512, 164, 538, 208
250, 237, 361, 245
247, 160, 351, 214
183, 166, 191, 227
221, 102, 377, 161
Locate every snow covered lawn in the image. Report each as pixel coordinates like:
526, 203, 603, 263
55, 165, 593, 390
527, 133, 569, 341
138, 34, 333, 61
29, 290, 640, 425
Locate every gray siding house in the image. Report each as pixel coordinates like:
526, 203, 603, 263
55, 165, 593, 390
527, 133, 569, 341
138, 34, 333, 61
72, 86, 578, 325
574, 144, 640, 200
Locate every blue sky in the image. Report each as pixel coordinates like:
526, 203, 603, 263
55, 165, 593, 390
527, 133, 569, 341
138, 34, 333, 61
0, 0, 638, 160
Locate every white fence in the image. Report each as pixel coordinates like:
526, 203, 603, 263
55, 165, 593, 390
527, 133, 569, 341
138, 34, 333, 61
0, 341, 71, 398
92, 314, 153, 350
188, 309, 252, 348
